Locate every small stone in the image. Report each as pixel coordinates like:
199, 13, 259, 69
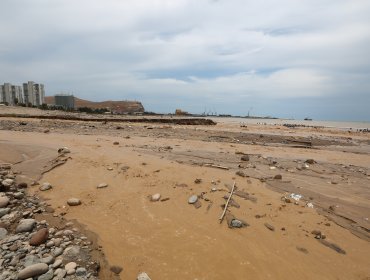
54, 268, 66, 278
1, 179, 14, 187
188, 195, 198, 204
40, 255, 54, 264
240, 155, 250, 161
305, 159, 316, 164
137, 272, 152, 280
113, 141, 119, 145
30, 228, 49, 246
66, 268, 76, 275
0, 196, 10, 208
97, 183, 108, 189
0, 228, 8, 239
67, 198, 81, 206
18, 263, 49, 279
150, 193, 161, 202
39, 183, 52, 191
52, 259, 63, 268
37, 269, 54, 280
231, 219, 243, 228
264, 223, 275, 231
274, 174, 282, 180
18, 182, 28, 188
110, 265, 123, 275
14, 192, 25, 199
0, 208, 10, 218
65, 262, 77, 270
52, 248, 63, 257
194, 178, 202, 184
75, 267, 87, 276
16, 219, 36, 233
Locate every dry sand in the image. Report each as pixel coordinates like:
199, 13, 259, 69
0, 108, 369, 280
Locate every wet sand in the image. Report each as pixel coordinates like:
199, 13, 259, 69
0, 110, 369, 280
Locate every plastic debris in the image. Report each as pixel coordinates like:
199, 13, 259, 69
290, 193, 303, 201
306, 202, 314, 208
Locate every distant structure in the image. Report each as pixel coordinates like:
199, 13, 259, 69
0, 81, 45, 106
54, 94, 75, 109
175, 109, 189, 115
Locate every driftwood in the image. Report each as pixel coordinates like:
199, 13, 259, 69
204, 163, 230, 170
219, 181, 236, 223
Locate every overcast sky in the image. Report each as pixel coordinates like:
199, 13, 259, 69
1, 0, 369, 120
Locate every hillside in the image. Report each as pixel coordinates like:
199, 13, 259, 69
45, 96, 145, 114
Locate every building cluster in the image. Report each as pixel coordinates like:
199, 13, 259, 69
0, 81, 45, 106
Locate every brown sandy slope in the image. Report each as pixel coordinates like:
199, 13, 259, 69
45, 96, 144, 113
1, 118, 369, 280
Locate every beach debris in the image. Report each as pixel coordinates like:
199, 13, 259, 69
306, 202, 314, 208
39, 182, 52, 191
150, 193, 161, 202
318, 239, 346, 254
97, 182, 108, 189
204, 163, 229, 170
137, 272, 152, 280
67, 198, 81, 206
290, 193, 302, 201
223, 195, 240, 208
57, 147, 70, 154
264, 223, 275, 231
219, 181, 236, 223
188, 195, 198, 204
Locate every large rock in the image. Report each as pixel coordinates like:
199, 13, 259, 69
0, 196, 9, 208
67, 198, 81, 206
0, 208, 10, 218
18, 263, 49, 279
30, 228, 49, 246
16, 219, 36, 233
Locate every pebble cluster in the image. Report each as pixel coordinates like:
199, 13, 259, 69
0, 165, 100, 280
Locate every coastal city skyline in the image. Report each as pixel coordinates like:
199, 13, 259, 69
1, 0, 369, 121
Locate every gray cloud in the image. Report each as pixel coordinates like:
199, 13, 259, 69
1, 0, 369, 120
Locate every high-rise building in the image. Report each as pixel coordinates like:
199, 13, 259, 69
11, 85, 24, 104
1, 81, 45, 106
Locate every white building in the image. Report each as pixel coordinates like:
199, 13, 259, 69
1, 81, 45, 106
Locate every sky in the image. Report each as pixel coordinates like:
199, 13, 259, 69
1, 0, 370, 121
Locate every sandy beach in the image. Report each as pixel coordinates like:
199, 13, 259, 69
1, 107, 369, 280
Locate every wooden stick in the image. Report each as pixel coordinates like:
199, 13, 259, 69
204, 163, 229, 170
219, 181, 236, 223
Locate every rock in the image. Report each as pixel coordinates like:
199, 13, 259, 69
18, 263, 49, 279
52, 258, 63, 268
14, 192, 25, 199
0, 228, 8, 239
52, 247, 63, 257
0, 196, 10, 208
63, 246, 81, 261
75, 267, 87, 276
24, 255, 41, 267
110, 265, 123, 275
188, 195, 198, 204
194, 178, 202, 184
58, 147, 70, 154
16, 219, 36, 233
240, 155, 250, 161
113, 141, 119, 145
97, 183, 108, 189
30, 228, 49, 246
37, 269, 54, 280
40, 255, 54, 264
54, 268, 66, 278
296, 246, 309, 254
137, 272, 152, 280
305, 159, 316, 164
231, 219, 243, 228
1, 179, 14, 187
39, 183, 52, 191
264, 223, 275, 231
18, 182, 28, 188
67, 269, 76, 275
0, 208, 10, 218
65, 262, 77, 270
150, 193, 161, 202
67, 198, 81, 206
274, 174, 282, 180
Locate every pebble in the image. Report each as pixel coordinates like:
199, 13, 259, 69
110, 265, 123, 274
0, 228, 8, 239
57, 147, 71, 154
75, 267, 87, 276
17, 263, 49, 279
188, 195, 198, 204
29, 228, 49, 246
1, 179, 14, 187
65, 262, 77, 270
52, 247, 64, 257
37, 269, 54, 280
16, 219, 36, 233
39, 183, 52, 191
150, 193, 161, 202
241, 155, 250, 161
97, 183, 108, 189
40, 255, 54, 264
67, 198, 81, 206
0, 207, 10, 217
0, 196, 10, 207
274, 174, 282, 180
264, 223, 275, 231
52, 258, 63, 268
